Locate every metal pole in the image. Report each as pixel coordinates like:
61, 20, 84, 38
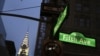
0, 12, 49, 23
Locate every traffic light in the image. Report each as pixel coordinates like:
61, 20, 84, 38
42, 39, 62, 56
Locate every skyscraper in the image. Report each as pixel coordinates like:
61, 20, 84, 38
6, 40, 16, 56
17, 30, 29, 56
0, 0, 10, 56
34, 0, 67, 56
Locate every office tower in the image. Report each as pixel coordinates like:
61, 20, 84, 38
0, 0, 6, 39
6, 40, 16, 56
34, 0, 67, 56
17, 31, 29, 56
0, 0, 10, 56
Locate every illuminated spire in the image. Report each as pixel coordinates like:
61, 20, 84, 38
17, 26, 29, 56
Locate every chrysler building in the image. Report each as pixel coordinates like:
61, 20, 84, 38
17, 29, 29, 56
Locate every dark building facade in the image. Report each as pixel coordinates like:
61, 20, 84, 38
34, 0, 100, 56
34, 0, 67, 56
0, 0, 10, 56
6, 40, 16, 56
60, 0, 100, 56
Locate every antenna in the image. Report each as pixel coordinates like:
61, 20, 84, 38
26, 24, 30, 36
27, 24, 29, 32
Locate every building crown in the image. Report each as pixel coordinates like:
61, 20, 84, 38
17, 26, 30, 56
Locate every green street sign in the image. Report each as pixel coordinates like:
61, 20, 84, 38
59, 32, 96, 47
53, 6, 68, 36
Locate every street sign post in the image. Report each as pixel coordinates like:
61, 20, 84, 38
53, 6, 68, 36
59, 32, 96, 47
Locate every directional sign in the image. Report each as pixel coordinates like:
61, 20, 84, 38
53, 6, 68, 36
59, 32, 96, 47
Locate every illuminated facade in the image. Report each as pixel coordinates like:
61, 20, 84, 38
17, 31, 29, 56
